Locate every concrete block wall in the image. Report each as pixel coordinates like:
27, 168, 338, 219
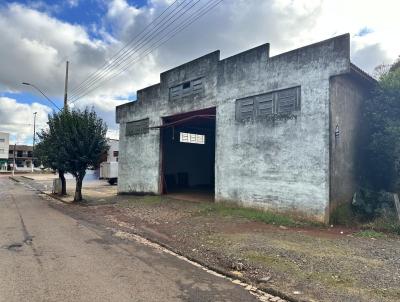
215, 35, 350, 222
116, 34, 353, 222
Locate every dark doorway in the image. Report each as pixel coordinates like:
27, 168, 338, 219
160, 107, 216, 201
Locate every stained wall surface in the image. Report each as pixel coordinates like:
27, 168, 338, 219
329, 74, 370, 211
117, 34, 353, 222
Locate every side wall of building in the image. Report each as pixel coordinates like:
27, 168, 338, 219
329, 74, 369, 211
0, 132, 10, 170
216, 35, 350, 222
117, 35, 351, 222
106, 139, 119, 162
0, 132, 10, 160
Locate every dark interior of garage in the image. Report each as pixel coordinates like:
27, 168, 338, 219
161, 107, 216, 199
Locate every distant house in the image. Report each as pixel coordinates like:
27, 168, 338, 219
105, 138, 119, 163
8, 144, 37, 171
99, 139, 119, 184
0, 132, 9, 171
116, 34, 376, 223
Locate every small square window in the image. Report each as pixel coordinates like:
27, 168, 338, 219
182, 82, 190, 89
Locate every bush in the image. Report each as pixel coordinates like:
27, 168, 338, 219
352, 188, 394, 221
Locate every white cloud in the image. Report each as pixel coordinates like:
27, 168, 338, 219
0, 0, 399, 142
0, 97, 52, 144
67, 0, 79, 8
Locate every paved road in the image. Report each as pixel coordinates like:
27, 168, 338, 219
0, 176, 258, 302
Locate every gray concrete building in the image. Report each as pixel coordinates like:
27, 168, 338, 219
116, 34, 375, 223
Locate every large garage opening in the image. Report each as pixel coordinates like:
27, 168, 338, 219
160, 107, 216, 202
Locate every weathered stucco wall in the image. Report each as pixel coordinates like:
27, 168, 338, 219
116, 51, 221, 194
215, 35, 350, 222
329, 74, 369, 211
116, 34, 352, 222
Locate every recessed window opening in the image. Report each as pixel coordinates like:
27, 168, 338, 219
182, 81, 190, 89
180, 132, 205, 144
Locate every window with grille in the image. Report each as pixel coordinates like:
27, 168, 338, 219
179, 132, 205, 144
236, 86, 300, 121
169, 77, 204, 102
126, 118, 149, 136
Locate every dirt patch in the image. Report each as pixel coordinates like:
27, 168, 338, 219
39, 192, 400, 302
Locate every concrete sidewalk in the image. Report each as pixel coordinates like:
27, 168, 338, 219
1, 177, 263, 302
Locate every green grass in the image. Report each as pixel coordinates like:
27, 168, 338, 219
354, 230, 386, 238
246, 252, 355, 289
330, 203, 354, 226
330, 202, 400, 236
362, 215, 400, 235
198, 202, 322, 227
117, 195, 164, 207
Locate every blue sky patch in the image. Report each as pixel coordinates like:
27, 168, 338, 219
356, 27, 374, 37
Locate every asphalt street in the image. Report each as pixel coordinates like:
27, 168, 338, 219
0, 175, 258, 302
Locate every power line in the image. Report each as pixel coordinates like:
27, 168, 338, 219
69, 0, 222, 104
68, 1, 181, 96
68, 0, 191, 98
70, 0, 220, 104
70, 0, 221, 104
69, 0, 200, 100
1, 123, 33, 126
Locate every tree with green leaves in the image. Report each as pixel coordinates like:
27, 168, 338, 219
36, 108, 108, 201
36, 111, 69, 195
61, 108, 109, 201
365, 57, 400, 192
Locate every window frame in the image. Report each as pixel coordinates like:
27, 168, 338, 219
236, 86, 301, 121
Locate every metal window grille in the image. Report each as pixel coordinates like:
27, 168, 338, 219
169, 77, 204, 101
179, 132, 205, 144
126, 118, 149, 136
236, 86, 301, 121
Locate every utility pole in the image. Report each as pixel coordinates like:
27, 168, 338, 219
12, 143, 16, 176
32, 112, 37, 173
64, 61, 69, 110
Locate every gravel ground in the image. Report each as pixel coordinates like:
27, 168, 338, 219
16, 176, 400, 302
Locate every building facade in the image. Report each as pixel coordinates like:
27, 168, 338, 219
105, 139, 119, 162
0, 132, 9, 171
116, 34, 375, 223
8, 145, 37, 171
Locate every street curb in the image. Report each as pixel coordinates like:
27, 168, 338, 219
22, 177, 306, 302
13, 176, 73, 205
115, 228, 305, 302
40, 191, 74, 205
9, 176, 21, 182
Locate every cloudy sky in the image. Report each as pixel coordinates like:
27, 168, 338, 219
0, 0, 399, 145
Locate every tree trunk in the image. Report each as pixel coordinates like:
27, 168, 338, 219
74, 176, 83, 202
58, 170, 67, 195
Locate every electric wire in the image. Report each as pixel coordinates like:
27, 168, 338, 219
68, 0, 182, 97
69, 0, 222, 104
68, 0, 196, 99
